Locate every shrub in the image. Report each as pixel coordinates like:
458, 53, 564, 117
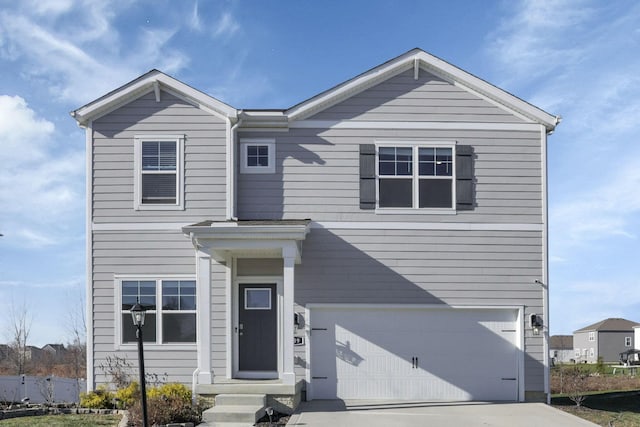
80, 385, 114, 409
128, 395, 201, 426
147, 382, 191, 403
564, 365, 588, 407
115, 381, 139, 409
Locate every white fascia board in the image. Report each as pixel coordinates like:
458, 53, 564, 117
286, 48, 559, 132
71, 71, 237, 126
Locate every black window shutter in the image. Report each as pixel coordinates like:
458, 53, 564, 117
360, 144, 376, 209
456, 145, 474, 210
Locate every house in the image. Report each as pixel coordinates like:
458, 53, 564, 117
549, 335, 574, 365
71, 48, 559, 413
573, 318, 639, 363
42, 344, 67, 362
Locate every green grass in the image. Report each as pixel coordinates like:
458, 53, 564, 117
0, 414, 122, 426
553, 391, 640, 427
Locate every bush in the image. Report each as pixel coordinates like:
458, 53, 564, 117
80, 385, 114, 409
128, 395, 201, 426
115, 381, 139, 409
147, 382, 191, 403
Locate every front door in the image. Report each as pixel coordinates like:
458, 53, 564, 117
238, 283, 278, 373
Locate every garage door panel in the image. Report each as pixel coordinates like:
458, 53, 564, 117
310, 307, 519, 401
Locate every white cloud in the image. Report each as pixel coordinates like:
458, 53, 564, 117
213, 12, 240, 38
0, 95, 84, 248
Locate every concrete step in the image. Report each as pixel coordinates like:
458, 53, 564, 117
202, 405, 266, 424
214, 393, 266, 406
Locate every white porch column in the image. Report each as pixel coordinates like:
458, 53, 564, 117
196, 248, 212, 384
281, 245, 297, 385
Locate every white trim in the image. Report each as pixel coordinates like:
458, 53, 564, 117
541, 124, 550, 403
311, 221, 543, 231
240, 138, 276, 174
289, 120, 543, 131
92, 221, 544, 233
85, 121, 94, 392
93, 222, 190, 231
133, 135, 185, 211
306, 303, 525, 402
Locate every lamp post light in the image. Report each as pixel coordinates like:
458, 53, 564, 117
130, 303, 148, 427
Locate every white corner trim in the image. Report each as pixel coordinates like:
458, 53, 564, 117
85, 121, 94, 392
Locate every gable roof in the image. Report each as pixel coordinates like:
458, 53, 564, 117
71, 69, 237, 127
549, 335, 573, 350
285, 48, 560, 132
574, 318, 640, 333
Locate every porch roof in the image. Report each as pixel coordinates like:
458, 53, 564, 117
182, 219, 311, 263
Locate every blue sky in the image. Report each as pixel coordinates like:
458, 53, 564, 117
1, 0, 639, 346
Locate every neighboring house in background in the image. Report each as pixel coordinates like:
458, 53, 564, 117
549, 335, 574, 364
23, 346, 43, 362
71, 48, 559, 411
42, 344, 67, 362
573, 318, 639, 363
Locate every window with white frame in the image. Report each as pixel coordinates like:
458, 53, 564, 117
134, 135, 184, 210
574, 349, 581, 358
588, 331, 595, 341
626, 336, 632, 347
377, 144, 454, 209
240, 139, 275, 174
589, 348, 595, 357
119, 278, 196, 344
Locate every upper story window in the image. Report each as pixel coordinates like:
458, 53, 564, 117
240, 139, 275, 174
377, 144, 455, 209
118, 277, 196, 345
588, 332, 595, 341
134, 135, 184, 210
625, 336, 632, 347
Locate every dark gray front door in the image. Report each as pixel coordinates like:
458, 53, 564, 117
239, 283, 277, 372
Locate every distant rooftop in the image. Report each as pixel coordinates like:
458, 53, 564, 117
550, 335, 573, 349
574, 318, 639, 333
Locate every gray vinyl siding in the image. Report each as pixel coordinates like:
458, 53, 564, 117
599, 332, 633, 363
572, 332, 592, 363
92, 229, 201, 386
308, 68, 525, 123
92, 90, 228, 224
293, 227, 545, 390
237, 128, 541, 222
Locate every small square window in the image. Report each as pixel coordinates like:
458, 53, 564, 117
245, 288, 271, 310
241, 140, 275, 174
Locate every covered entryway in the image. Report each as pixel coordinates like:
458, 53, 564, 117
309, 306, 522, 401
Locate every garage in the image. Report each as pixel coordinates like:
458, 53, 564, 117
308, 306, 521, 401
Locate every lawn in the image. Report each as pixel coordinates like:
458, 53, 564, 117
0, 414, 122, 426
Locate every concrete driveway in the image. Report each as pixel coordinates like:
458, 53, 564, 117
287, 400, 598, 427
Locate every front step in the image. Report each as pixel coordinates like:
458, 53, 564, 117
201, 394, 266, 426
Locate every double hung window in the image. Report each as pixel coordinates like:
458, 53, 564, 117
134, 135, 184, 210
119, 278, 196, 345
377, 144, 454, 209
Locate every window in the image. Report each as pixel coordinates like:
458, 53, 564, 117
134, 135, 184, 210
244, 288, 272, 310
588, 331, 595, 341
574, 349, 581, 358
626, 336, 632, 347
119, 278, 196, 345
240, 139, 275, 174
589, 348, 595, 357
377, 144, 454, 209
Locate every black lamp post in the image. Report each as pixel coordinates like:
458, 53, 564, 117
130, 303, 148, 427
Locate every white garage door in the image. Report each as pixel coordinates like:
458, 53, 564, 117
309, 306, 520, 401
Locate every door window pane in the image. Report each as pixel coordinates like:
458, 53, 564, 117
245, 288, 271, 310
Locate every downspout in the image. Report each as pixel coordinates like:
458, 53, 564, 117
226, 112, 243, 221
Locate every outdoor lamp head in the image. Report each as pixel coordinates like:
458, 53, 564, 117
130, 303, 146, 327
